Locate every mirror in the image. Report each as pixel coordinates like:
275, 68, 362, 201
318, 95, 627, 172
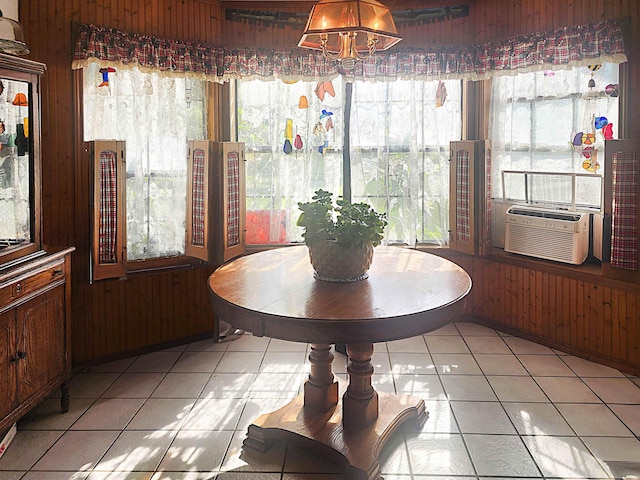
0, 78, 32, 253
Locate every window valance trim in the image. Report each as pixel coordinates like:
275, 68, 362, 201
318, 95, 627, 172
72, 24, 225, 82
72, 19, 627, 82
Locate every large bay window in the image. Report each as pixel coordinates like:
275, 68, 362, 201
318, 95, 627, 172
238, 77, 462, 246
490, 63, 619, 210
83, 62, 207, 261
73, 19, 628, 276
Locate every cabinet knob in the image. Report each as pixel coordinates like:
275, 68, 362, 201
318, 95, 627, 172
10, 351, 26, 362
14, 282, 22, 294
53, 269, 63, 276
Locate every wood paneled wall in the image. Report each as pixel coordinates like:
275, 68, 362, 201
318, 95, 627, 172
21, 0, 224, 365
470, 259, 640, 375
18, 0, 640, 368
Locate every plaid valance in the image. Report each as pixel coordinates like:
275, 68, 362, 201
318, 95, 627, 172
73, 19, 627, 81
72, 24, 225, 81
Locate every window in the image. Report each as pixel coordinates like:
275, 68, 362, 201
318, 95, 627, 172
489, 64, 619, 211
83, 63, 207, 261
237, 76, 462, 246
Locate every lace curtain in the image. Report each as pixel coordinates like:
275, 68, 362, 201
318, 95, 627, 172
349, 79, 462, 245
237, 77, 461, 246
238, 78, 344, 244
489, 63, 619, 208
83, 62, 207, 260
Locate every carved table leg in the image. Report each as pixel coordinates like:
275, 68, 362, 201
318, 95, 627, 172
304, 343, 339, 412
343, 342, 378, 429
243, 342, 428, 480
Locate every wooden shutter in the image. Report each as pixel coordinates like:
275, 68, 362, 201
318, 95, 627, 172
218, 142, 246, 263
186, 140, 211, 261
89, 140, 126, 282
603, 139, 640, 282
449, 140, 491, 255
186, 141, 246, 266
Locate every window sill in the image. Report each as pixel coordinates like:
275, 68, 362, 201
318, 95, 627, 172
125, 256, 208, 277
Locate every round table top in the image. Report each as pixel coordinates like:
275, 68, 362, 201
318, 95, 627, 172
208, 245, 472, 344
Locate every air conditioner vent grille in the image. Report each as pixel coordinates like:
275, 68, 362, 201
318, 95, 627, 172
508, 207, 582, 222
505, 205, 589, 265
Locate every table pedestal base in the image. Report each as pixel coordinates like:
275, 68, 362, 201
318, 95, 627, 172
243, 391, 428, 480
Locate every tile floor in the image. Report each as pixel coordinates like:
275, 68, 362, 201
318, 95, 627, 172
1, 322, 640, 480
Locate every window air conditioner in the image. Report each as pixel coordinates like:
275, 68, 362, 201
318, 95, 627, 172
504, 205, 589, 265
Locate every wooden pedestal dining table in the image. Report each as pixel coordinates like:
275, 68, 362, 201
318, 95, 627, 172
208, 245, 472, 480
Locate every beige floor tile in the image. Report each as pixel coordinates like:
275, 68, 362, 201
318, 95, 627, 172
127, 352, 182, 373
170, 352, 224, 373
126, 399, 195, 431
517, 354, 576, 377
157, 430, 233, 472
464, 434, 540, 477
522, 435, 609, 478
556, 403, 635, 437
0, 431, 64, 471
503, 337, 555, 355
93, 430, 178, 472
534, 376, 602, 403
259, 351, 309, 373
582, 377, 640, 404
20, 398, 95, 431
609, 403, 640, 436
71, 398, 146, 430
68, 373, 122, 398
405, 433, 475, 476
425, 335, 470, 354
200, 373, 257, 399
101, 373, 166, 399
389, 352, 436, 375
562, 355, 626, 378
394, 374, 446, 399
441, 375, 497, 401
152, 373, 211, 398
487, 376, 548, 403
430, 353, 483, 375
181, 398, 244, 431
451, 401, 516, 434
463, 336, 511, 354
32, 431, 120, 472
474, 354, 528, 376
214, 352, 265, 374
386, 336, 428, 353
503, 402, 574, 436
455, 322, 500, 336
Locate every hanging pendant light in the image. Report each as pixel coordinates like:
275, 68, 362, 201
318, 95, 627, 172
298, 0, 401, 70
0, 10, 29, 55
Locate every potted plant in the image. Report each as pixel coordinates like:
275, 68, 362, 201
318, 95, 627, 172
297, 189, 387, 282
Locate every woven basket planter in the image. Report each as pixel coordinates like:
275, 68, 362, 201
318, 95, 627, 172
307, 240, 374, 282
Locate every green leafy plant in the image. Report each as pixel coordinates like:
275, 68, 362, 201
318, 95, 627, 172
297, 189, 387, 248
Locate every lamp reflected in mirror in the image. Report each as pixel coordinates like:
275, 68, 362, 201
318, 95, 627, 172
0, 10, 29, 55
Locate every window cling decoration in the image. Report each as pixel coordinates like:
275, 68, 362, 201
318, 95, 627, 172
12, 93, 28, 156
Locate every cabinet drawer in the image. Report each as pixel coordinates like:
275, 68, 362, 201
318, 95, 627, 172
0, 260, 66, 307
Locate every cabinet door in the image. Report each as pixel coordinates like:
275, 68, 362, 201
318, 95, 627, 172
0, 309, 17, 420
15, 285, 65, 403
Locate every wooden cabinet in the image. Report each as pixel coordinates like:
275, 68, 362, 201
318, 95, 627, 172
0, 248, 74, 433
0, 53, 74, 434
